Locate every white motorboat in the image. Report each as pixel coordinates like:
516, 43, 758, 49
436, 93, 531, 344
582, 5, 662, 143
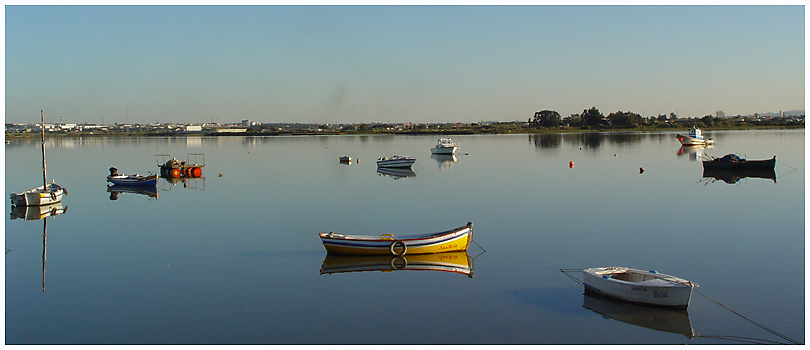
10, 111, 67, 207
431, 138, 459, 155
376, 155, 416, 168
676, 126, 714, 146
583, 267, 697, 309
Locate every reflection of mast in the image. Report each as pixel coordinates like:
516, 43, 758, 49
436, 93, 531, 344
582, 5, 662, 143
42, 217, 47, 292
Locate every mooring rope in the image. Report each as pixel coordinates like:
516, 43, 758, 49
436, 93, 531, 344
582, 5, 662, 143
693, 334, 788, 345
694, 287, 802, 345
777, 159, 798, 171
559, 268, 584, 286
558, 269, 801, 344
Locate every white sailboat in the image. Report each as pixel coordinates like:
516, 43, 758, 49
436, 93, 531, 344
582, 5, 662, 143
10, 111, 67, 207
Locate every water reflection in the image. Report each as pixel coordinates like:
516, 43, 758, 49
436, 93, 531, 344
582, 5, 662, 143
10, 202, 67, 221
529, 132, 648, 150
677, 145, 714, 161
107, 184, 159, 200
160, 177, 206, 191
583, 292, 694, 339
10, 203, 68, 293
376, 167, 416, 179
320, 251, 473, 277
529, 133, 562, 149
431, 154, 458, 170
701, 169, 777, 185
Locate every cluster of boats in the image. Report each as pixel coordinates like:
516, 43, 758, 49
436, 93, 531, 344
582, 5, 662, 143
7, 114, 771, 313
338, 138, 461, 178
677, 126, 777, 181
104, 154, 206, 199
8, 111, 206, 206
375, 138, 459, 168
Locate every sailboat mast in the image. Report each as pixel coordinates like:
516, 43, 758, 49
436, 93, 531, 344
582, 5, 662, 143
41, 110, 48, 189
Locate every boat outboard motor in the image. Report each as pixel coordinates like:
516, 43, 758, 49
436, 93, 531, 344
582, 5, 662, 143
109, 167, 119, 176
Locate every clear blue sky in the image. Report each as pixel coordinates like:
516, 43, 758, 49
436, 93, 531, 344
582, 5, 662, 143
4, 5, 805, 125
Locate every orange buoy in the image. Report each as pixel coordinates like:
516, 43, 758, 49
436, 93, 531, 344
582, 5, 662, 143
569, 161, 574, 168
172, 168, 181, 177
191, 167, 202, 177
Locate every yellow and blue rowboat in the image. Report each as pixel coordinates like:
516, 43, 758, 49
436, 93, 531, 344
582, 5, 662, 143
319, 222, 473, 256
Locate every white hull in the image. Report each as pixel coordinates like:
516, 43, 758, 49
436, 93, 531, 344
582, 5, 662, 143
11, 183, 65, 207
677, 136, 714, 146
677, 127, 713, 146
431, 146, 458, 154
431, 138, 459, 155
583, 267, 695, 309
377, 156, 416, 168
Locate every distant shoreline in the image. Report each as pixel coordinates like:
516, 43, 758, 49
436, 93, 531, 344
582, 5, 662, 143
5, 122, 803, 139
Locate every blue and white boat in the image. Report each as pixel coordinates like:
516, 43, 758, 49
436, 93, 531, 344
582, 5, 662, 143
376, 155, 416, 168
676, 126, 714, 146
107, 167, 158, 187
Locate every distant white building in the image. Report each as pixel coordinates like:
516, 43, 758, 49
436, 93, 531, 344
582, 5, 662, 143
216, 128, 248, 133
185, 125, 202, 132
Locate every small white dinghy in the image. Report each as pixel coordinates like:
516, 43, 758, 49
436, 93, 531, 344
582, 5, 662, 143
583, 267, 697, 309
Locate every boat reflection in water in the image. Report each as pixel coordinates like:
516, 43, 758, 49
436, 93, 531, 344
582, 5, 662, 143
160, 176, 206, 191
702, 169, 777, 185
583, 291, 694, 339
10, 202, 67, 292
431, 154, 458, 170
376, 167, 416, 179
10, 202, 67, 221
107, 184, 159, 200
320, 251, 474, 278
677, 145, 713, 161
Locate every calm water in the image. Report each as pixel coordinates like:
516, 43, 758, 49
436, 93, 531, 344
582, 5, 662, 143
5, 130, 805, 344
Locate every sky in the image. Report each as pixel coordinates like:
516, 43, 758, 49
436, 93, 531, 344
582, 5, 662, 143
3, 5, 805, 125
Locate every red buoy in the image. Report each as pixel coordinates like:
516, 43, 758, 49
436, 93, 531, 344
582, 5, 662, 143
569, 161, 574, 168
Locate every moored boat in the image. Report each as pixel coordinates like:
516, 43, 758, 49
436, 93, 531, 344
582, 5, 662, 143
676, 126, 714, 146
431, 138, 459, 155
156, 153, 205, 178
583, 267, 697, 309
339, 156, 352, 163
107, 167, 158, 186
11, 182, 67, 207
319, 222, 473, 256
10, 111, 67, 207
702, 154, 776, 171
376, 155, 416, 168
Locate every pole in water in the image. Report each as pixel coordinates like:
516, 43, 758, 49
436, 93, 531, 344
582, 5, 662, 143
41, 110, 47, 189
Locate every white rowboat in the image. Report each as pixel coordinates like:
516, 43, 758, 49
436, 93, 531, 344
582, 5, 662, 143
583, 267, 697, 309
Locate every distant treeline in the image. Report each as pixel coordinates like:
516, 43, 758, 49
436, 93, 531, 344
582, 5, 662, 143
5, 107, 804, 138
